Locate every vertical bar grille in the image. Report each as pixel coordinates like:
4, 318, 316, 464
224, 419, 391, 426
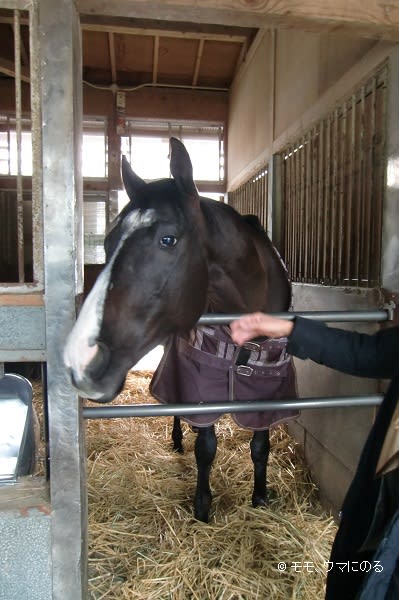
280, 64, 387, 288
0, 9, 41, 287
228, 165, 269, 231
14, 10, 25, 282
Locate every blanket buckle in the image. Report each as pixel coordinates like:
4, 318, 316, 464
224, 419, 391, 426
236, 365, 254, 377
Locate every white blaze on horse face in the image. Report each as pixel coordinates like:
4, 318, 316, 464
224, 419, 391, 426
64, 209, 156, 386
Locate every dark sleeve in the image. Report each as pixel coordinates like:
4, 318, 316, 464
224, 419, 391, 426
286, 317, 399, 379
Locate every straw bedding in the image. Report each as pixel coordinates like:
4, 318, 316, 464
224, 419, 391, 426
86, 371, 337, 600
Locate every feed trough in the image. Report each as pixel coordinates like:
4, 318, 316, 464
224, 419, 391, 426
0, 373, 36, 484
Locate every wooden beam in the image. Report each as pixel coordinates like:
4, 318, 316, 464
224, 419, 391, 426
0, 55, 29, 82
81, 20, 247, 43
108, 31, 117, 83
0, 293, 44, 307
234, 39, 248, 76
192, 38, 204, 86
0, 1, 27, 9
152, 35, 159, 83
78, 0, 399, 41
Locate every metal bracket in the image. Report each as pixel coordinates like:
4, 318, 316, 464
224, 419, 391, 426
383, 301, 396, 321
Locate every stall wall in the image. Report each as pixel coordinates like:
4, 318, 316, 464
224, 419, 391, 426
227, 32, 274, 185
228, 29, 377, 188
227, 29, 396, 515
274, 31, 375, 139
288, 285, 385, 515
83, 85, 228, 123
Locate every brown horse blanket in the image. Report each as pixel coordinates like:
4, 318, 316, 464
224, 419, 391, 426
150, 325, 298, 430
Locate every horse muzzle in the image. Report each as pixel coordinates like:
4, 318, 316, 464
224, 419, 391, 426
64, 337, 115, 401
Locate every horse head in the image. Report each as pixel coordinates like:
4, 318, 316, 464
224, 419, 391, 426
64, 138, 209, 402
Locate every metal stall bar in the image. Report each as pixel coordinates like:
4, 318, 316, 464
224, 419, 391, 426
197, 308, 391, 326
32, 1, 86, 599
13, 9, 24, 283
374, 66, 387, 287
381, 50, 399, 290
83, 394, 384, 420
83, 308, 391, 421
337, 104, 346, 285
30, 4, 44, 288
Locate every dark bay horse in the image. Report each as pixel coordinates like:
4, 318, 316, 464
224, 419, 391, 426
64, 138, 296, 522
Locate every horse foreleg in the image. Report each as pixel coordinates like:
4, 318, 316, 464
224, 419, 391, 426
250, 429, 270, 508
194, 425, 217, 523
172, 416, 184, 453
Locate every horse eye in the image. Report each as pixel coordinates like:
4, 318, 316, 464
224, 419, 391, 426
160, 235, 178, 248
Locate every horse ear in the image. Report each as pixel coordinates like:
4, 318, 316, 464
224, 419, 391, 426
121, 155, 146, 200
169, 137, 198, 196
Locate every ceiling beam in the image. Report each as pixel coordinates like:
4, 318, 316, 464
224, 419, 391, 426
78, 0, 399, 41
80, 20, 247, 43
152, 35, 159, 84
0, 1, 27, 8
108, 31, 117, 83
234, 39, 248, 77
192, 38, 204, 86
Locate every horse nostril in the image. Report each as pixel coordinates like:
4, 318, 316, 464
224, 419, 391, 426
70, 369, 80, 390
86, 340, 110, 380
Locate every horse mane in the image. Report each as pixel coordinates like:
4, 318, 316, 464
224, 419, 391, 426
242, 214, 264, 233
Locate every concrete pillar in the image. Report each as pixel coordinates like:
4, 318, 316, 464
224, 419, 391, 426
381, 47, 399, 292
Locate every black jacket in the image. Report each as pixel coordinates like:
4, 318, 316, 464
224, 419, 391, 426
286, 318, 399, 600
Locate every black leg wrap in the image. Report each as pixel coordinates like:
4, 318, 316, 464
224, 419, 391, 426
194, 426, 217, 522
172, 416, 184, 453
250, 429, 271, 508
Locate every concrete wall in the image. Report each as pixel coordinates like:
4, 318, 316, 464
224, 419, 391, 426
0, 480, 51, 600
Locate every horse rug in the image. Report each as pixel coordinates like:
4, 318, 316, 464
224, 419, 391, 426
150, 325, 299, 430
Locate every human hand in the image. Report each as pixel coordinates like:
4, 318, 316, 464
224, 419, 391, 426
230, 312, 294, 346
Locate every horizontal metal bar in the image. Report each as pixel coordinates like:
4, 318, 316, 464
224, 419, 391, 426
198, 309, 391, 326
83, 394, 383, 420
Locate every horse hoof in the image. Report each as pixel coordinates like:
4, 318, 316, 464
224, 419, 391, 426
172, 444, 184, 454
252, 489, 276, 508
194, 510, 209, 523
252, 496, 268, 508
194, 490, 212, 523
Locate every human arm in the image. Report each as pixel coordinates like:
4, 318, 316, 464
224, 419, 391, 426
230, 313, 399, 379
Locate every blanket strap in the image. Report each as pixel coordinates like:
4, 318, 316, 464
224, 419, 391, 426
229, 340, 263, 402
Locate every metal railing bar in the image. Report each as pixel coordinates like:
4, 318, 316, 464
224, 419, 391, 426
83, 394, 384, 420
198, 309, 391, 326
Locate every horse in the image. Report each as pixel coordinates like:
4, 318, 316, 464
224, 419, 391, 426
64, 137, 297, 523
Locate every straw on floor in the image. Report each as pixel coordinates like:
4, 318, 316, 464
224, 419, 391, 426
86, 371, 337, 600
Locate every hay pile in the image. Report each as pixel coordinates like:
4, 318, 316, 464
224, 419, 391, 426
87, 371, 337, 600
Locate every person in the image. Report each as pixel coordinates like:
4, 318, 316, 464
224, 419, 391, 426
230, 313, 399, 600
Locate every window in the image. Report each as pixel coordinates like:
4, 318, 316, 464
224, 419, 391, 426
121, 120, 224, 188
82, 118, 107, 178
83, 193, 106, 264
0, 116, 32, 176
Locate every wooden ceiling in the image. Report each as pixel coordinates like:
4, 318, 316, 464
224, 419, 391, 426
1, 1, 399, 93
81, 16, 257, 91
0, 10, 257, 92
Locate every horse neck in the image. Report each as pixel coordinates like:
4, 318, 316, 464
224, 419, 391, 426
201, 202, 291, 314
